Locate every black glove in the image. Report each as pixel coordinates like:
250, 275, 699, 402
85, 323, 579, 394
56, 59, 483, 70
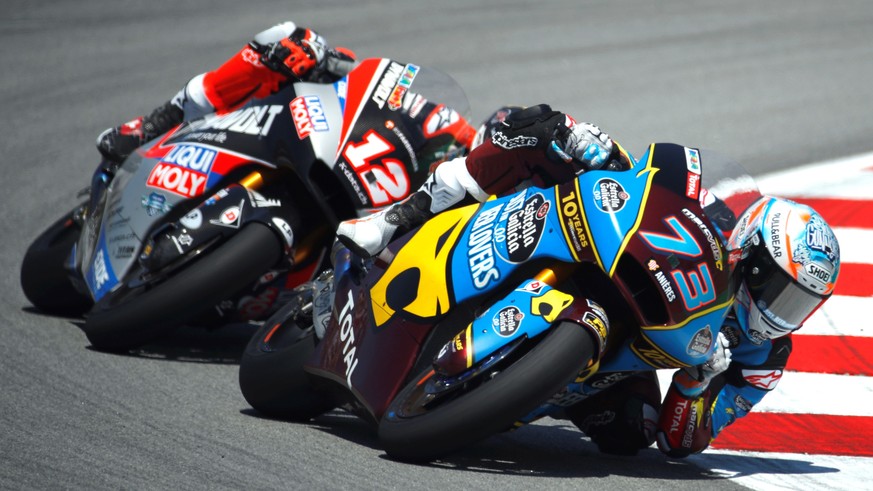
491, 103, 566, 151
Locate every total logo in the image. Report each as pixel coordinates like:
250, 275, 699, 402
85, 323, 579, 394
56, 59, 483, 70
290, 95, 329, 139
147, 145, 216, 198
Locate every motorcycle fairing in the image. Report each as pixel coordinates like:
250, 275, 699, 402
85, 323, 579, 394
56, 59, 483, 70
566, 152, 660, 277
83, 232, 119, 301
330, 58, 434, 211
369, 203, 478, 327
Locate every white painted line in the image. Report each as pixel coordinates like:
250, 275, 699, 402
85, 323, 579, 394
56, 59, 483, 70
691, 451, 873, 491
797, 295, 873, 338
756, 150, 873, 198
755, 372, 873, 416
657, 369, 873, 416
833, 227, 873, 265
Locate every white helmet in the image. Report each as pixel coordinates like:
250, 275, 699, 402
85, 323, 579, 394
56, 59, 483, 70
729, 197, 840, 343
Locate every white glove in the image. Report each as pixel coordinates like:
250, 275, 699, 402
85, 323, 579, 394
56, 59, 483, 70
553, 122, 614, 170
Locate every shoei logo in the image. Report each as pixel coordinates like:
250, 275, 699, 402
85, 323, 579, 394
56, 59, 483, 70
290, 95, 329, 139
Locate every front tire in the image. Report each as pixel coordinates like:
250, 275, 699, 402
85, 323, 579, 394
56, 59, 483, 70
239, 300, 334, 420
378, 321, 596, 462
83, 223, 283, 351
20, 207, 92, 316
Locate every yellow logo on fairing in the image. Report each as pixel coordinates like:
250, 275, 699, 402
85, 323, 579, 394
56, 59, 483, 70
530, 289, 574, 323
370, 204, 478, 327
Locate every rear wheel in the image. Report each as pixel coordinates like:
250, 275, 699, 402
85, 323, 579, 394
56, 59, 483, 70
378, 321, 596, 462
20, 207, 92, 316
239, 299, 334, 420
83, 223, 283, 351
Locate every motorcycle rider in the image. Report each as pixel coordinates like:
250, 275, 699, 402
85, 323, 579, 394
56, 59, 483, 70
97, 21, 473, 168
335, 104, 842, 457
96, 22, 356, 164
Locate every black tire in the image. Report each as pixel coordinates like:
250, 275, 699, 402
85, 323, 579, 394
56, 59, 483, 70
20, 207, 92, 316
239, 303, 334, 420
83, 223, 282, 351
378, 321, 596, 462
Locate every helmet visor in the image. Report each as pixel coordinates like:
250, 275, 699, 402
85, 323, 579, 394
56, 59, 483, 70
745, 241, 827, 330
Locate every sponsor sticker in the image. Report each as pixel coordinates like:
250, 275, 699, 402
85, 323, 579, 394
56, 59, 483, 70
687, 326, 714, 357
592, 178, 629, 213
387, 64, 419, 111
147, 145, 215, 198
271, 217, 294, 247
742, 369, 783, 390
371, 61, 404, 109
501, 193, 548, 263
467, 204, 503, 289
209, 200, 244, 229
290, 95, 329, 139
179, 209, 203, 230
684, 147, 702, 174
491, 131, 537, 149
492, 305, 524, 338
555, 185, 590, 256
141, 192, 171, 217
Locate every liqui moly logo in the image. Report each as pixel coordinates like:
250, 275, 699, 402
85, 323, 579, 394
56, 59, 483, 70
290, 95, 329, 139
147, 145, 216, 198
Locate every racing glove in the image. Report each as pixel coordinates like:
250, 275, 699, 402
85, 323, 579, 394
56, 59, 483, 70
491, 104, 620, 172
551, 121, 616, 171
673, 332, 732, 399
260, 29, 325, 79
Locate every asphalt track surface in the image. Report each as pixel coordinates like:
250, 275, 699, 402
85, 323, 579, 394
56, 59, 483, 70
3, 1, 872, 489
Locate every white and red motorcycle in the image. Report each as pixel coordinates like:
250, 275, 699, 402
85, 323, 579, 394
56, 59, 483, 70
21, 57, 473, 351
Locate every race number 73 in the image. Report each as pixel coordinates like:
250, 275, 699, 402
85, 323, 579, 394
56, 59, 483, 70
342, 129, 411, 207
640, 216, 716, 312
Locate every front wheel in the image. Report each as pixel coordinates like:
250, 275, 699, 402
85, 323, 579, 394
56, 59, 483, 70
83, 223, 283, 351
378, 321, 597, 462
20, 206, 92, 316
239, 298, 334, 420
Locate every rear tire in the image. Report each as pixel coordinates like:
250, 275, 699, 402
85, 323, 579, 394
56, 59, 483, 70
378, 321, 596, 462
239, 301, 334, 420
20, 207, 92, 316
83, 223, 283, 351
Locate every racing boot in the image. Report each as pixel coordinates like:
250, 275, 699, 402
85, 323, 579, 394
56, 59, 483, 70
336, 157, 488, 258
96, 100, 183, 164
